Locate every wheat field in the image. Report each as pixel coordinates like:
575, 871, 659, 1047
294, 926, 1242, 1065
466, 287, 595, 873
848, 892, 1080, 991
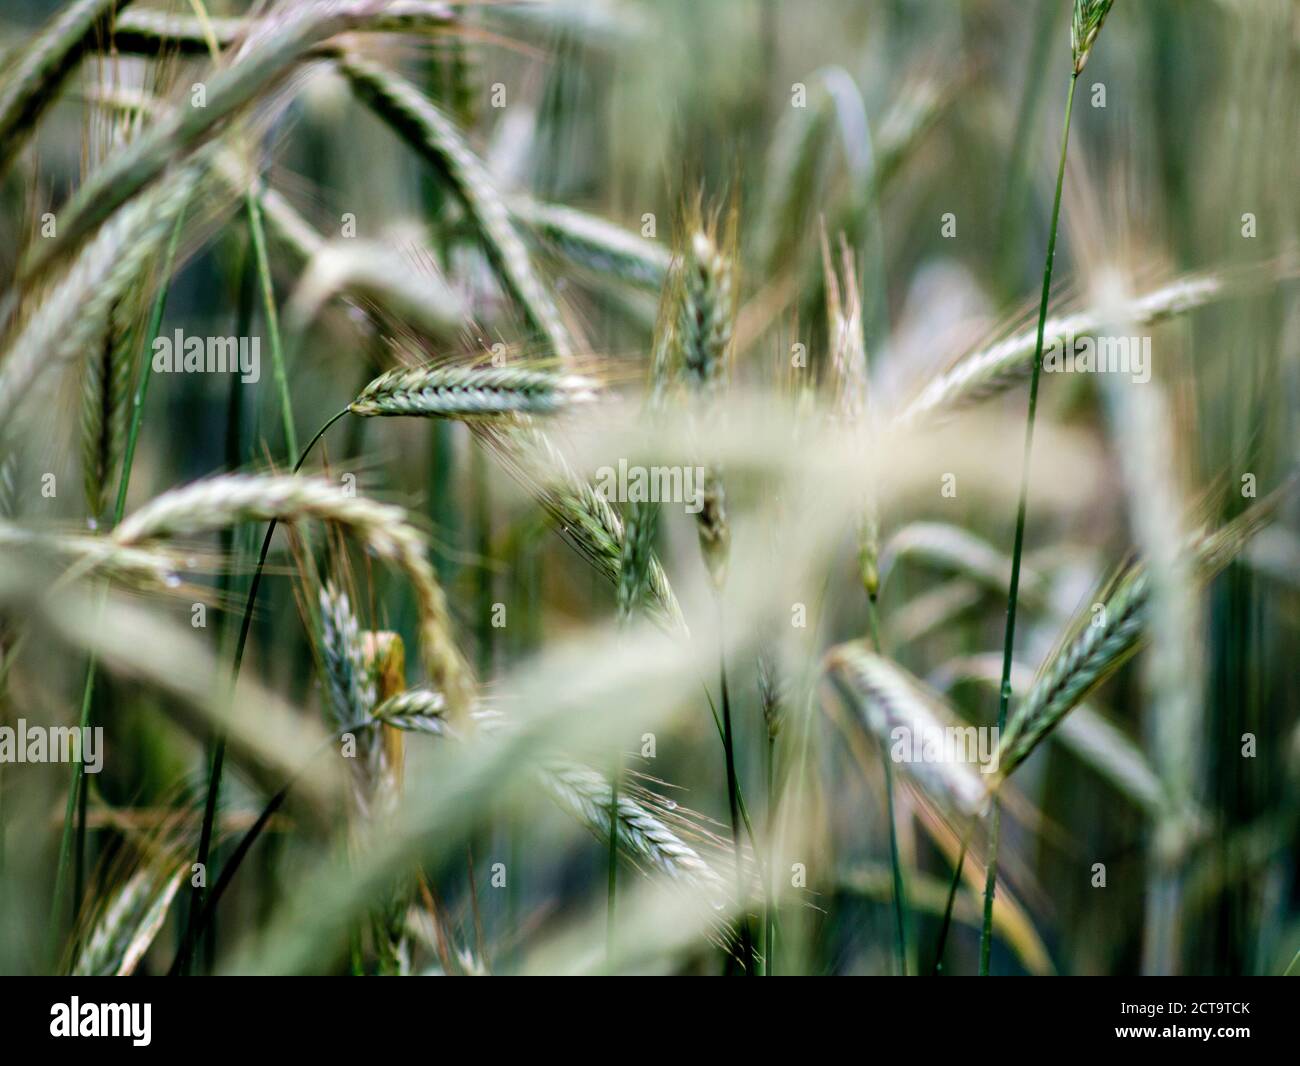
0, 0, 1296, 978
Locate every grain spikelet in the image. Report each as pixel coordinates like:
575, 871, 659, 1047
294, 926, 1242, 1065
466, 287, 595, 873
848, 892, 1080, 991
351, 363, 596, 418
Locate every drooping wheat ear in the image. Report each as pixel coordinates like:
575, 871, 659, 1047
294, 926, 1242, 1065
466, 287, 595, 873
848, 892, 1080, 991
372, 688, 448, 735
21, 1, 380, 282
350, 364, 597, 418
0, 0, 135, 178
338, 53, 575, 361
896, 266, 1296, 426
1072, 0, 1116, 74
107, 2, 454, 57
80, 299, 136, 522
0, 159, 203, 432
825, 643, 991, 820
511, 197, 672, 291
542, 762, 728, 899
478, 421, 686, 634
679, 228, 735, 589
997, 499, 1286, 779
112, 473, 475, 724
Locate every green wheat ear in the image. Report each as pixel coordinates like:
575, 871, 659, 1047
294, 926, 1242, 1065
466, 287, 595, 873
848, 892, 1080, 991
1072, 0, 1116, 74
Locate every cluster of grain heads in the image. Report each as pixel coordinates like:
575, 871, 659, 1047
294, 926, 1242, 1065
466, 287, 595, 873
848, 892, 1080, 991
349, 363, 597, 418
111, 473, 475, 725
66, 794, 210, 976
996, 567, 1149, 779
824, 643, 991, 822
0, 522, 193, 591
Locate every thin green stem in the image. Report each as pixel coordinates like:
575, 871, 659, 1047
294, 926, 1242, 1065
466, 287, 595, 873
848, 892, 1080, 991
980, 71, 1078, 976
179, 406, 349, 972
881, 750, 908, 975
246, 189, 297, 458
717, 603, 753, 974
931, 836, 969, 976
866, 597, 908, 974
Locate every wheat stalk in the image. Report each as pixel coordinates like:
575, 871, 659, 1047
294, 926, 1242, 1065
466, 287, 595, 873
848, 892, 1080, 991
878, 521, 1046, 605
